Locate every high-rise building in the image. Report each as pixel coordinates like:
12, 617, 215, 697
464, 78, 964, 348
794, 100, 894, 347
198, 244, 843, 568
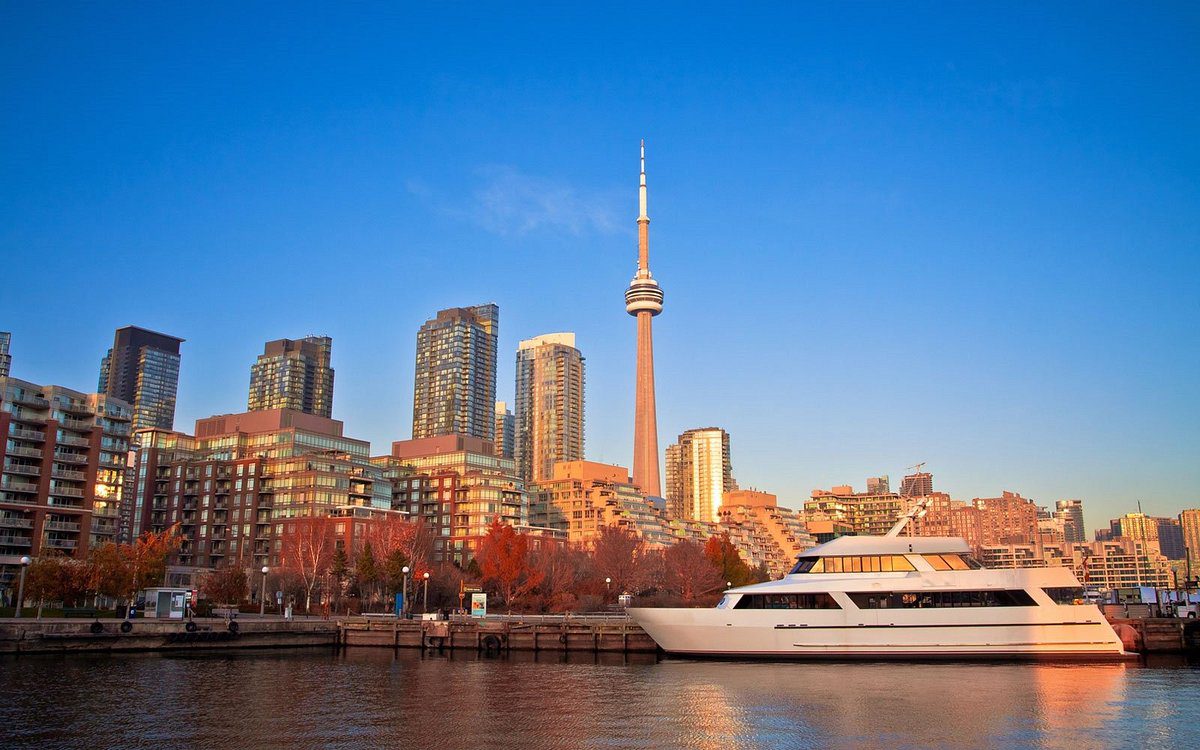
1155, 517, 1186, 560
1181, 509, 1200, 567
806, 484, 907, 537
866, 475, 890, 495
247, 335, 334, 418
973, 491, 1039, 546
0, 332, 11, 378
625, 141, 665, 497
514, 333, 585, 484
1054, 499, 1086, 543
899, 472, 933, 497
411, 304, 498, 441
665, 427, 735, 523
494, 402, 515, 460
98, 325, 184, 431
1, 377, 131, 592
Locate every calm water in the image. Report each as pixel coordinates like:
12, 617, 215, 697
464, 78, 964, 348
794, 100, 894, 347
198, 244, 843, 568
2, 648, 1199, 749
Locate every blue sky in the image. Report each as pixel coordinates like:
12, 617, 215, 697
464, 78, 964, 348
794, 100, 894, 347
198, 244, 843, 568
2, 3, 1197, 530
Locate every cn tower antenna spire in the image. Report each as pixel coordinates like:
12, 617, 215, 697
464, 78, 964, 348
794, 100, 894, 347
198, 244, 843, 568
626, 139, 664, 497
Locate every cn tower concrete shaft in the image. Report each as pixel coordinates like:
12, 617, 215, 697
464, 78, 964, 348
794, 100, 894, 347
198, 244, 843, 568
625, 140, 664, 497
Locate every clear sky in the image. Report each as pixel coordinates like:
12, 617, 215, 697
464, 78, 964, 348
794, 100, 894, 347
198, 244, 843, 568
2, 3, 1197, 530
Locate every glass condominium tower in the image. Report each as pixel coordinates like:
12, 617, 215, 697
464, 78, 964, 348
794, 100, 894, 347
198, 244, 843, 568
514, 333, 585, 484
411, 304, 499, 441
247, 335, 335, 418
665, 427, 736, 523
98, 325, 184, 431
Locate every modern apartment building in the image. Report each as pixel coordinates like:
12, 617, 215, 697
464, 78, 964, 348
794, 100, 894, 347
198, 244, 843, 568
411, 305, 498, 441
1181, 509, 1200, 565
529, 460, 676, 548
978, 538, 1171, 589
247, 335, 334, 418
514, 333, 585, 484
0, 332, 11, 378
665, 427, 735, 523
128, 408, 391, 573
718, 489, 817, 578
1, 377, 131, 592
973, 491, 1040, 546
899, 471, 933, 497
805, 483, 907, 537
382, 434, 525, 565
98, 326, 184, 430
493, 402, 514, 460
866, 475, 890, 494
1054, 499, 1086, 543
910, 492, 985, 549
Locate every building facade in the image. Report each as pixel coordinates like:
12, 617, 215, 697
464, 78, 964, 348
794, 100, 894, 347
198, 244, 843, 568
247, 335, 334, 418
98, 325, 184, 431
493, 402, 514, 460
0, 332, 10, 378
1181, 509, 1200, 567
529, 460, 676, 548
514, 333, 585, 485
129, 409, 391, 573
382, 434, 525, 565
1, 378, 131, 594
899, 472, 933, 498
973, 491, 1039, 546
1054, 499, 1086, 543
411, 305, 499, 442
718, 489, 817, 578
805, 483, 907, 537
665, 427, 735, 523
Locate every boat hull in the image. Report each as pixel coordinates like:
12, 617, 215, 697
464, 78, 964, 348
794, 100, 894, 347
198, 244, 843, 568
628, 606, 1134, 662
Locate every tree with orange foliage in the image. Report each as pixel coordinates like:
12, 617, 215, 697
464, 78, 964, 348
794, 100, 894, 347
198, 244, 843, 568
704, 532, 755, 587
530, 543, 588, 612
279, 516, 336, 613
475, 517, 544, 609
591, 524, 657, 596
201, 564, 248, 608
663, 539, 725, 603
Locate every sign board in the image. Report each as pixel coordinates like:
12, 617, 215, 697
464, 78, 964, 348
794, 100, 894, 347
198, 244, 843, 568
275, 590, 283, 604
394, 593, 404, 617
470, 593, 487, 618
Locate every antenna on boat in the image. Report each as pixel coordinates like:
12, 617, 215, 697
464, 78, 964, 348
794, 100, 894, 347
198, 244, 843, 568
886, 494, 936, 537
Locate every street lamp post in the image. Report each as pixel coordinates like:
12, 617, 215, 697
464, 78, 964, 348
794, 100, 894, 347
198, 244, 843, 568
423, 572, 430, 613
14, 556, 31, 618
260, 566, 269, 617
401, 566, 410, 618
605, 577, 611, 601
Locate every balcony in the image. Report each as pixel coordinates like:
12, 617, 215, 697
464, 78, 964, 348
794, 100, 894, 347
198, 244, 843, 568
44, 520, 81, 532
43, 537, 79, 550
0, 480, 37, 492
53, 451, 88, 465
9, 428, 45, 442
3, 463, 40, 476
5, 446, 43, 459
0, 492, 37, 505
56, 433, 89, 447
47, 498, 84, 510
51, 486, 84, 498
59, 417, 95, 431
12, 393, 49, 408
0, 534, 33, 546
0, 515, 33, 528
52, 468, 86, 481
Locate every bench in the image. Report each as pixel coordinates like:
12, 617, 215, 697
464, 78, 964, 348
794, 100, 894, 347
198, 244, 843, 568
63, 607, 99, 618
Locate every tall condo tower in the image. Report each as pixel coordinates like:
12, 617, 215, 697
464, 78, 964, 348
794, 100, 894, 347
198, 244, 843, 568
626, 141, 664, 497
664, 427, 736, 523
412, 304, 499, 441
247, 335, 335, 418
98, 325, 184, 431
514, 333, 585, 484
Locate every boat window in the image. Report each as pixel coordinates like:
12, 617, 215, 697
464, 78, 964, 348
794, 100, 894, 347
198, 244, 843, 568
924, 554, 976, 570
733, 593, 841, 610
792, 555, 917, 574
847, 590, 1038, 609
789, 558, 820, 574
923, 554, 952, 571
1042, 587, 1086, 605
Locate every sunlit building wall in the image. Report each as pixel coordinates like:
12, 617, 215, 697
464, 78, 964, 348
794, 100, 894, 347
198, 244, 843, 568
411, 304, 498, 442
665, 427, 735, 523
493, 401, 514, 460
247, 335, 334, 418
514, 333, 585, 484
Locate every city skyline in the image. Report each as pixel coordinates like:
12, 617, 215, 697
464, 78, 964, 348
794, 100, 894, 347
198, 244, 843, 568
1, 5, 1197, 521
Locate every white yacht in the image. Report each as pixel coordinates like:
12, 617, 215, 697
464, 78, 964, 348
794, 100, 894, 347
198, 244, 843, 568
630, 500, 1131, 660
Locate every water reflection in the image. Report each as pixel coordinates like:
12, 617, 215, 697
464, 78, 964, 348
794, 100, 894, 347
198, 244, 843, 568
1, 649, 1198, 749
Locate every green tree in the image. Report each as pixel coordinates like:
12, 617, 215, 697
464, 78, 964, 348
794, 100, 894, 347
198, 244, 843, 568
383, 548, 409, 596
355, 541, 378, 607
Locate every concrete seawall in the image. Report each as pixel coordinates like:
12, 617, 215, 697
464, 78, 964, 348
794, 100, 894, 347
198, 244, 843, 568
0, 618, 337, 654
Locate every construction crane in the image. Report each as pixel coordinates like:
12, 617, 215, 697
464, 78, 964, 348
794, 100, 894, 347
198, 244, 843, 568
905, 462, 926, 474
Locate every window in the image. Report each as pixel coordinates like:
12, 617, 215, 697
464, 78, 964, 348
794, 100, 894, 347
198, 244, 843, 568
1043, 587, 1086, 605
789, 555, 916, 574
733, 593, 841, 609
847, 590, 1037, 609
922, 554, 978, 571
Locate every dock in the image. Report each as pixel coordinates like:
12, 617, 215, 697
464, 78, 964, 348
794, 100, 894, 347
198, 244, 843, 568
0, 617, 337, 654
337, 614, 658, 654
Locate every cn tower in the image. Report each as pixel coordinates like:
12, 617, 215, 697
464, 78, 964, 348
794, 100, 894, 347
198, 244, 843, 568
625, 140, 665, 497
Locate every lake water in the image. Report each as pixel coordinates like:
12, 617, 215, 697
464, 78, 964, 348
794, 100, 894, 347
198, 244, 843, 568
2, 648, 1198, 749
